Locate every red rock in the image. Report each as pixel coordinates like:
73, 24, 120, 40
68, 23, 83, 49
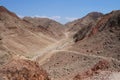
0, 59, 50, 80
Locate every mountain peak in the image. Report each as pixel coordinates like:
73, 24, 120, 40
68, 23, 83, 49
0, 6, 8, 12
87, 12, 103, 15
84, 12, 103, 20
0, 6, 19, 19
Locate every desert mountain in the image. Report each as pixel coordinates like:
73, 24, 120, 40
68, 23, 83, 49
23, 17, 65, 39
0, 6, 120, 80
69, 10, 120, 60
65, 12, 103, 35
0, 6, 64, 66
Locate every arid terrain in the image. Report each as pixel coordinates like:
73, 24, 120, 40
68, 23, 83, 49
0, 6, 120, 80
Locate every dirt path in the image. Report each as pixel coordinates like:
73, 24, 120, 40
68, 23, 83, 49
54, 50, 120, 63
32, 32, 73, 61
37, 49, 120, 65
32, 32, 120, 64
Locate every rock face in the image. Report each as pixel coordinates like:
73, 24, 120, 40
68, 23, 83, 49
0, 58, 50, 80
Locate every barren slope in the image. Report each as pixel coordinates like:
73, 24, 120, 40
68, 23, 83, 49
0, 6, 61, 66
65, 12, 103, 36
23, 17, 65, 39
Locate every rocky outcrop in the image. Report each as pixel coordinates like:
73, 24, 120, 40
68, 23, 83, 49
73, 71, 120, 80
73, 60, 109, 80
0, 58, 50, 80
73, 24, 92, 42
73, 60, 120, 80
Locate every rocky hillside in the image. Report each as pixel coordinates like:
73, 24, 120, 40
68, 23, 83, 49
64, 10, 120, 80
0, 6, 64, 66
0, 58, 50, 80
65, 12, 103, 35
23, 17, 65, 39
69, 10, 120, 60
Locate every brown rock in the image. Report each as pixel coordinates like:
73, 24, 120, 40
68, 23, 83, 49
73, 60, 109, 80
0, 59, 50, 80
